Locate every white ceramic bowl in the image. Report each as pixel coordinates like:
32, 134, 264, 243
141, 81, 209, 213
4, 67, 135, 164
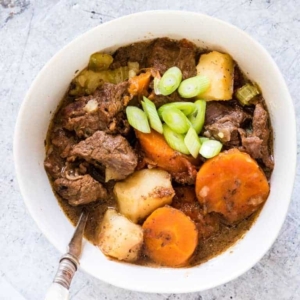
14, 11, 297, 293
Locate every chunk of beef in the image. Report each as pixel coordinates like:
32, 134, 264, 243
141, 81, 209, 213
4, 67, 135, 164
204, 121, 241, 147
44, 126, 76, 178
53, 174, 107, 206
44, 148, 65, 179
239, 103, 274, 169
205, 101, 250, 125
61, 82, 130, 138
111, 38, 197, 79
238, 135, 262, 158
203, 101, 252, 148
110, 41, 152, 69
70, 131, 138, 181
51, 126, 77, 158
172, 187, 220, 240
147, 38, 197, 79
174, 39, 198, 79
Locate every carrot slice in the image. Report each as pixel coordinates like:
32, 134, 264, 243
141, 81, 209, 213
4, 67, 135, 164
195, 148, 270, 223
143, 206, 198, 267
128, 71, 151, 96
136, 129, 200, 184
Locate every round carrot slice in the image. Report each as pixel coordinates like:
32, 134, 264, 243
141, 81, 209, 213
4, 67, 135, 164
195, 148, 270, 223
143, 206, 198, 267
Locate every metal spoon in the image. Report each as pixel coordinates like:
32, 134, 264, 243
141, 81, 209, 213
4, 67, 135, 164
44, 211, 89, 300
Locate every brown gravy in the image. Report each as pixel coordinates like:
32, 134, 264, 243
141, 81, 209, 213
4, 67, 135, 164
45, 37, 272, 268
55, 184, 259, 267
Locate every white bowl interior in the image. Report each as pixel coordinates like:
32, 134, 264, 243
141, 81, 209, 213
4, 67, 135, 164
14, 11, 296, 293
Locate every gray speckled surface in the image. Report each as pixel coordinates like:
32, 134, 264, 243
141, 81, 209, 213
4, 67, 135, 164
0, 0, 299, 299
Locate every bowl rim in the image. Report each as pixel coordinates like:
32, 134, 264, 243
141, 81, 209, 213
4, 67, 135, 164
14, 10, 297, 293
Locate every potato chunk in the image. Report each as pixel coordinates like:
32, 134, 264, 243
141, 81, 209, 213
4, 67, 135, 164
97, 209, 143, 262
196, 51, 234, 101
114, 169, 175, 223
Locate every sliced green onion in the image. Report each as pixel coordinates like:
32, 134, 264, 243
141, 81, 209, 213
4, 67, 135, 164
184, 127, 201, 158
199, 137, 209, 144
163, 124, 190, 155
235, 83, 260, 106
158, 102, 196, 118
178, 75, 210, 98
158, 67, 182, 96
188, 100, 206, 134
126, 106, 150, 133
153, 77, 162, 95
199, 140, 223, 159
161, 107, 190, 134
141, 97, 163, 134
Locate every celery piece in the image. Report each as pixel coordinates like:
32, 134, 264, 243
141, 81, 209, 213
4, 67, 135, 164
88, 53, 113, 72
235, 83, 260, 106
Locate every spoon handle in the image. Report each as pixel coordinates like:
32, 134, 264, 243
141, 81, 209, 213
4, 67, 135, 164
45, 211, 87, 299
44, 282, 69, 300
44, 256, 77, 300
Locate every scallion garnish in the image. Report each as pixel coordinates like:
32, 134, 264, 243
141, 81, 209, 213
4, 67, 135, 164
161, 107, 190, 134
141, 97, 163, 134
188, 100, 206, 134
199, 137, 209, 144
184, 127, 201, 158
157, 102, 196, 118
178, 75, 210, 98
153, 77, 162, 95
158, 67, 182, 96
126, 106, 150, 133
163, 124, 190, 155
199, 140, 222, 159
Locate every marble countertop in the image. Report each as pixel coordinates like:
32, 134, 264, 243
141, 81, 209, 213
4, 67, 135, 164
1, 0, 299, 299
